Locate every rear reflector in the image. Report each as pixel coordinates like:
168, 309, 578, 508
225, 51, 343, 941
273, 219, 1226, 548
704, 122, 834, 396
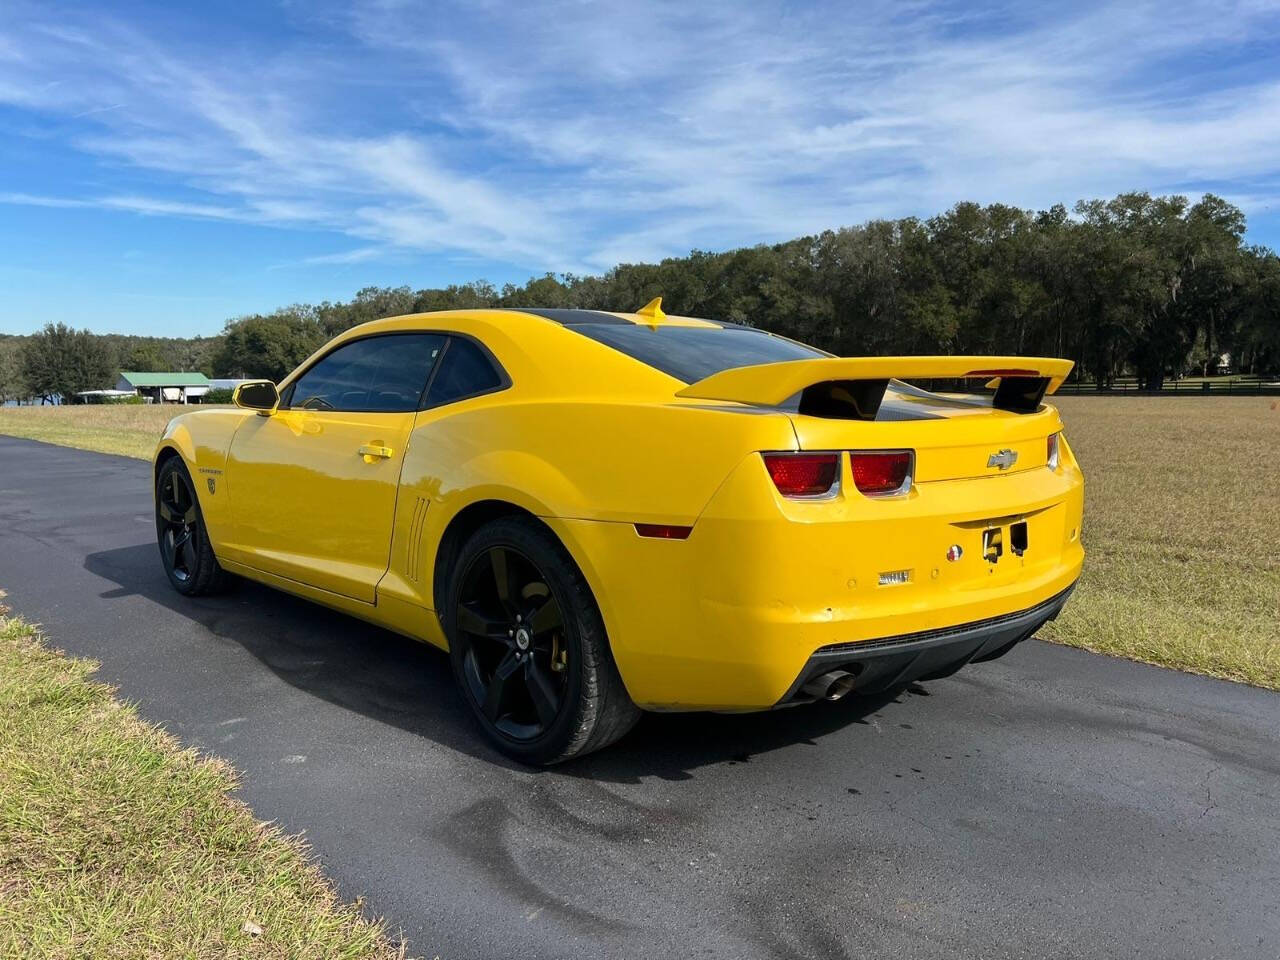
1047, 433, 1061, 470
634, 523, 693, 540
761, 452, 840, 498
850, 451, 913, 497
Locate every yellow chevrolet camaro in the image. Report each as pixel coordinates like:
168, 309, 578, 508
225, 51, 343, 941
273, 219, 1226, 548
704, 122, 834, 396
153, 298, 1084, 763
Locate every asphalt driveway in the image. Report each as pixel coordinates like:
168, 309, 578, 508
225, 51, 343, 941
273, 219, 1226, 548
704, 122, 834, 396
1, 435, 1277, 959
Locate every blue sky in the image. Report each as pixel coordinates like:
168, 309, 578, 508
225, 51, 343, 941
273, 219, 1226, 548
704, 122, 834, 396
2, 0, 1280, 337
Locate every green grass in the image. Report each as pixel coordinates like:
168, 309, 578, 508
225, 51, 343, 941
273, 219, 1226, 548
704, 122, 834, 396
0, 404, 189, 460
0, 599, 409, 960
1043, 396, 1280, 689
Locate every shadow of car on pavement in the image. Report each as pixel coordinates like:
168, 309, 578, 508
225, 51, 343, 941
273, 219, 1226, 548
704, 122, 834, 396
85, 542, 915, 782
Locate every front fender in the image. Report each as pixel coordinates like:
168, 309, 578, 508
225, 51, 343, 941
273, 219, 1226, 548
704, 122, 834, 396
154, 409, 252, 549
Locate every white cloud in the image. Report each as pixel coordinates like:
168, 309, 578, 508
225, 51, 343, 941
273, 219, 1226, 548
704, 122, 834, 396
0, 192, 90, 209
98, 195, 245, 220
298, 247, 384, 266
69, 102, 123, 120
0, 0, 1278, 274
1, 190, 272, 224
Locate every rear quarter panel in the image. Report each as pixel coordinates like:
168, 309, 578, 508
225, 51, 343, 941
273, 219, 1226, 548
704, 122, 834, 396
380, 395, 799, 616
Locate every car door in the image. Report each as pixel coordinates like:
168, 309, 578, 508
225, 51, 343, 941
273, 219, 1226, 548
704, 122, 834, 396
224, 332, 445, 603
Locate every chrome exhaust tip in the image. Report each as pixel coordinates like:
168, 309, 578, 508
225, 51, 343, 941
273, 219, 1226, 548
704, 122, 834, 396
801, 669, 857, 701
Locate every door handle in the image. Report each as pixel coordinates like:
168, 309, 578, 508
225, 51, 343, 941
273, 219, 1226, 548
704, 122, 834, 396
358, 444, 394, 461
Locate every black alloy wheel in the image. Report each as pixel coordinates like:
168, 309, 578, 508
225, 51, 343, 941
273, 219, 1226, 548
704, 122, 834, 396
446, 516, 640, 764
456, 544, 569, 742
155, 457, 230, 596
158, 466, 199, 584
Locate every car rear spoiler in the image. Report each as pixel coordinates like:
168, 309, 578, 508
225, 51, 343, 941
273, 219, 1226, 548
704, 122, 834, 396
675, 356, 1075, 418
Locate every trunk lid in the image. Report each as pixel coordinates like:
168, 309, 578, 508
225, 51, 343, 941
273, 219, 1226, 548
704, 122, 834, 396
789, 382, 1061, 482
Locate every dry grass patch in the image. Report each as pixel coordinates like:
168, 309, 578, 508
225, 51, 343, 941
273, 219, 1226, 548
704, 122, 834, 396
0, 599, 409, 960
0, 404, 186, 460
1045, 396, 1280, 688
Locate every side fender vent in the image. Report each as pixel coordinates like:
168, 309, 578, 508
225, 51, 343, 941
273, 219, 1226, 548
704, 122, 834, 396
406, 497, 429, 582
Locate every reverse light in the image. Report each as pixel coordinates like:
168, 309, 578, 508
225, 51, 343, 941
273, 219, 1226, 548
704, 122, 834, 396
634, 523, 693, 540
850, 450, 914, 497
1047, 433, 1061, 471
762, 452, 840, 498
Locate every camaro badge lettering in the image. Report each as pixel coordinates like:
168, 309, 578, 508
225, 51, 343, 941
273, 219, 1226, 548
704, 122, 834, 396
987, 449, 1018, 470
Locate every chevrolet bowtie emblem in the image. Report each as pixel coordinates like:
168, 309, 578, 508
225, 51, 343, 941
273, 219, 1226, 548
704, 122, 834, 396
987, 449, 1018, 470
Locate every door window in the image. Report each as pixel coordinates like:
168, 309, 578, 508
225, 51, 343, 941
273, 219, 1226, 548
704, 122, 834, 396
288, 334, 445, 412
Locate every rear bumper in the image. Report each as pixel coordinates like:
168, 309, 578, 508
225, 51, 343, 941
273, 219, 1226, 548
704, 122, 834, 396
776, 582, 1076, 705
546, 448, 1085, 712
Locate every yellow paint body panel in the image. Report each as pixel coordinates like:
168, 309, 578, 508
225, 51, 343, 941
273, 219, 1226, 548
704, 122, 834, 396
221, 409, 416, 602
155, 308, 1085, 711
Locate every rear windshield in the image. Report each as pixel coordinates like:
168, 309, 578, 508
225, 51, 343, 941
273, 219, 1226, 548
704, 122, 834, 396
567, 323, 827, 383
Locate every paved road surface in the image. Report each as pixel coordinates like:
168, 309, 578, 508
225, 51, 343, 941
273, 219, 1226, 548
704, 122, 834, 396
1, 435, 1277, 959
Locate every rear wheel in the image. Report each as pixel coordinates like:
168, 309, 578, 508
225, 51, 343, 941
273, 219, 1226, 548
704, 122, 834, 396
445, 516, 640, 764
155, 457, 231, 596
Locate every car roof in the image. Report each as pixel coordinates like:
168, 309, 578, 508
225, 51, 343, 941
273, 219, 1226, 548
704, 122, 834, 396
279, 306, 699, 400
286, 301, 809, 401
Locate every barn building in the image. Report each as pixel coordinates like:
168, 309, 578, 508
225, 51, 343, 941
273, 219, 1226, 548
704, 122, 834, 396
115, 372, 212, 404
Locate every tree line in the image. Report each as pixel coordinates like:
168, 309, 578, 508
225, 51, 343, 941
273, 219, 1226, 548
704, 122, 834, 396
0, 330, 222, 405
4, 191, 1278, 402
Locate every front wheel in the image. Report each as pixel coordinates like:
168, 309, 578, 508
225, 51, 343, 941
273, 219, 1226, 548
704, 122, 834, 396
445, 516, 640, 765
155, 457, 231, 596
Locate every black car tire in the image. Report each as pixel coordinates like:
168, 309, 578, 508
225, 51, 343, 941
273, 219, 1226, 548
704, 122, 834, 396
445, 515, 640, 764
155, 456, 232, 596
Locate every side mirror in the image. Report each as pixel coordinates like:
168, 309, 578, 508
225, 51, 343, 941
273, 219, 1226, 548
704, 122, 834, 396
233, 380, 279, 415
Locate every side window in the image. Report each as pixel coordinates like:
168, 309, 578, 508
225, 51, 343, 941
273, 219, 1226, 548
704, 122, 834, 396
424, 337, 504, 407
289, 334, 445, 412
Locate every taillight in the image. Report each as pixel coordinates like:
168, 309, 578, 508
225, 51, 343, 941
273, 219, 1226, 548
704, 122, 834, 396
762, 452, 839, 498
1047, 433, 1061, 470
850, 450, 913, 497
